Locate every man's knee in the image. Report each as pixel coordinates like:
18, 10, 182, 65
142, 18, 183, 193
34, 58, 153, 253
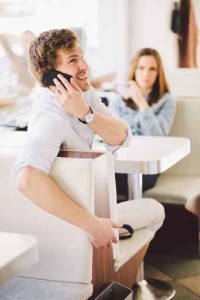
147, 198, 165, 230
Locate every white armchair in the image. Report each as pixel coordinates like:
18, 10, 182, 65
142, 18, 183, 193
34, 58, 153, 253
0, 132, 155, 299
0, 146, 107, 300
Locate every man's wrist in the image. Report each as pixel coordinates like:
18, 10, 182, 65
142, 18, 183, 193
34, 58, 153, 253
78, 106, 94, 124
81, 214, 97, 231
78, 106, 91, 121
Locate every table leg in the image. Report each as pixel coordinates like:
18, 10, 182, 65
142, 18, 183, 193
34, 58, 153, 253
127, 173, 143, 200
128, 174, 176, 299
132, 278, 176, 300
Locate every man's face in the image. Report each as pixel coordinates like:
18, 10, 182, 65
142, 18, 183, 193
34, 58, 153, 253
55, 44, 90, 92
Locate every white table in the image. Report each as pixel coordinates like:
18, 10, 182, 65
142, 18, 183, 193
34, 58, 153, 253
0, 232, 39, 287
0, 132, 190, 199
93, 135, 190, 199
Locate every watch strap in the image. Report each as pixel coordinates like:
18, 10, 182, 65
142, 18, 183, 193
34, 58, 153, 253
78, 106, 93, 124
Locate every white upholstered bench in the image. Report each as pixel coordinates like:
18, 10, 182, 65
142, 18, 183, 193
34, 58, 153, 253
144, 98, 200, 253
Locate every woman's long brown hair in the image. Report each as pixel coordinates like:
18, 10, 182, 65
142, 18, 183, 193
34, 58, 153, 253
125, 48, 170, 110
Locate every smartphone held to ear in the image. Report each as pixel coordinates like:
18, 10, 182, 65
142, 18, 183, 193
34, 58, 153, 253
43, 70, 72, 87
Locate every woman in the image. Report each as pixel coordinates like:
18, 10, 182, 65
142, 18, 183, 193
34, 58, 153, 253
110, 48, 176, 194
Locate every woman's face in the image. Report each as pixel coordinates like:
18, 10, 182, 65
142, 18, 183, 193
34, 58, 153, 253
135, 55, 158, 90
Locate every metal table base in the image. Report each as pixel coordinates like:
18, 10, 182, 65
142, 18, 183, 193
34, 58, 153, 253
132, 278, 176, 300
129, 175, 176, 300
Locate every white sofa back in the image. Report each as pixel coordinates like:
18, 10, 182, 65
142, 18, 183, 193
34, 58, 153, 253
0, 146, 113, 284
166, 68, 200, 98
166, 97, 200, 176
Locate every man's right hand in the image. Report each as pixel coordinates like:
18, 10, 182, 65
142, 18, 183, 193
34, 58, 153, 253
86, 216, 122, 249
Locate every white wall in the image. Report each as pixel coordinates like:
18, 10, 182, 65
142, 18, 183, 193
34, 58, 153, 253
96, 0, 200, 95
193, 0, 200, 67
128, 0, 200, 96
97, 0, 179, 81
129, 0, 178, 69
97, 0, 130, 81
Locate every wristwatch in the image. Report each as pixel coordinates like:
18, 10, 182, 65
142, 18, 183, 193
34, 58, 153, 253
78, 106, 94, 124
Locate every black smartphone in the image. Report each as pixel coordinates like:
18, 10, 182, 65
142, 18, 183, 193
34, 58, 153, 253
43, 70, 72, 87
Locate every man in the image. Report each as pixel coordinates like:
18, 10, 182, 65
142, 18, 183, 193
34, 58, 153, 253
14, 29, 165, 249
14, 28, 131, 248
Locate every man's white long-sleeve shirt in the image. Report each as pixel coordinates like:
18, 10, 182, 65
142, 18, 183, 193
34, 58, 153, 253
14, 87, 131, 175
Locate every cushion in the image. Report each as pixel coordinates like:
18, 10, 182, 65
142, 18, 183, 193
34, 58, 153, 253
167, 98, 200, 176
144, 174, 200, 217
114, 228, 154, 272
0, 277, 93, 300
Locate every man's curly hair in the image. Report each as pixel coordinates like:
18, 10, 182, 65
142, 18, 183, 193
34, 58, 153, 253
29, 28, 79, 86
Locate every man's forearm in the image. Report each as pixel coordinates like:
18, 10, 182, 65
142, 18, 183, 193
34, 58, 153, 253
16, 167, 94, 230
16, 166, 121, 248
87, 110, 128, 145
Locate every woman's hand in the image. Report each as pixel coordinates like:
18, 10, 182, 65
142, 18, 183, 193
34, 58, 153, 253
51, 74, 89, 119
124, 80, 149, 111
